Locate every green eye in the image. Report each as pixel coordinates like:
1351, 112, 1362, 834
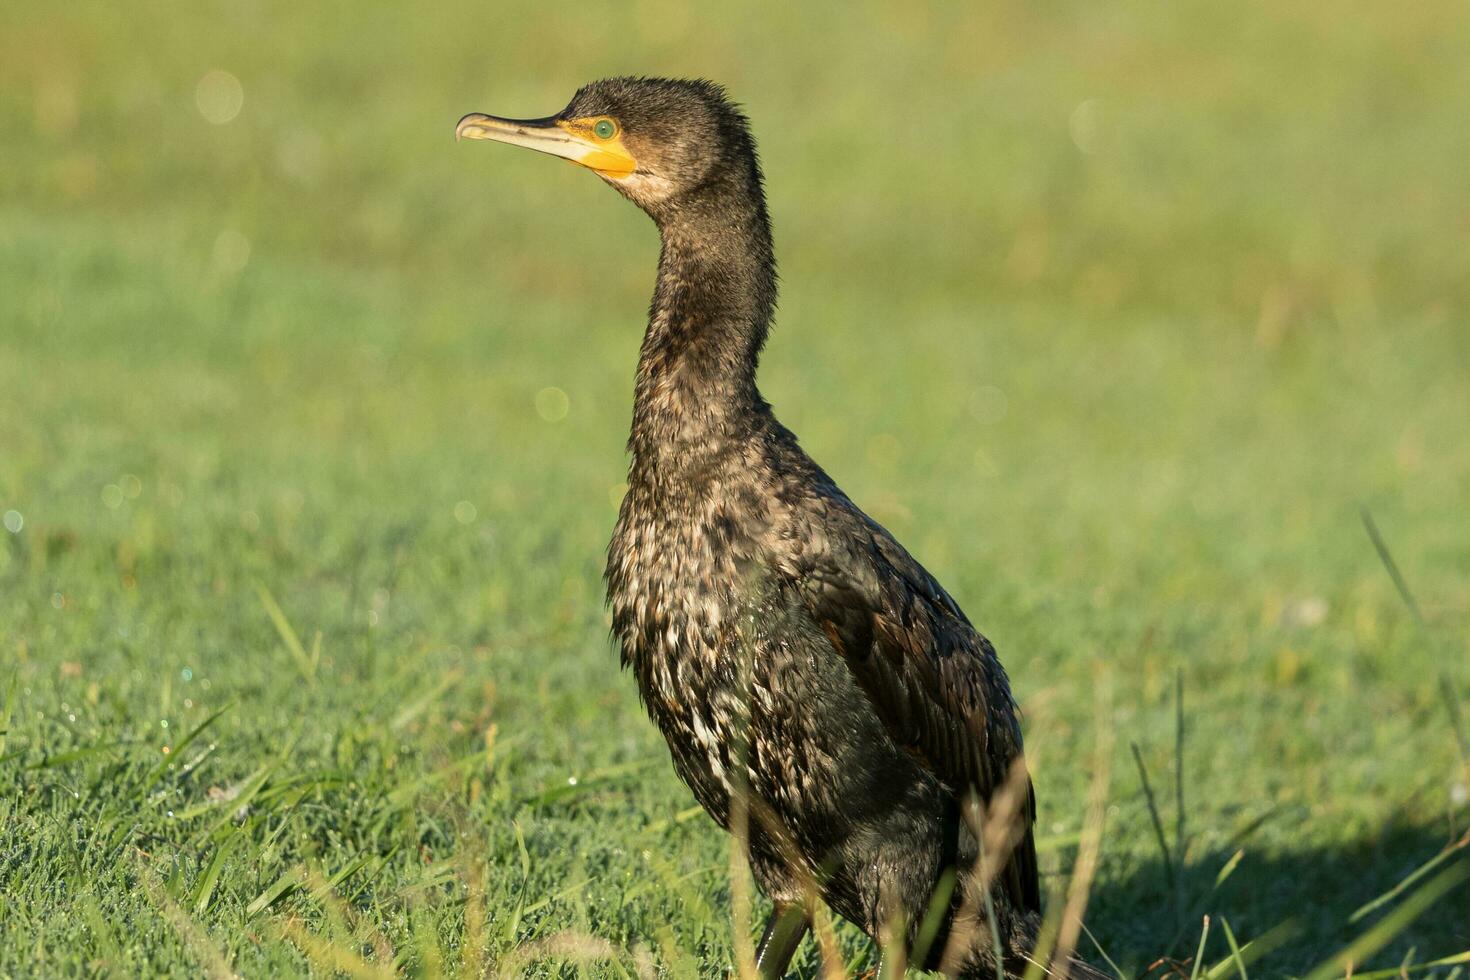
593, 119, 616, 139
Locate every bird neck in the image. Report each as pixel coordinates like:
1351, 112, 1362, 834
628, 172, 777, 476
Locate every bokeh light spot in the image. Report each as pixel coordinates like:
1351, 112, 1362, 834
454, 500, 477, 524
277, 127, 325, 184
1069, 98, 1107, 156
212, 229, 251, 275
535, 386, 570, 422
196, 70, 244, 125
2, 510, 22, 533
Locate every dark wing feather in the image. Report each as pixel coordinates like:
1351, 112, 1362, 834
785, 499, 1040, 913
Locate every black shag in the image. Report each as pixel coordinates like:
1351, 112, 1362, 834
457, 78, 1103, 979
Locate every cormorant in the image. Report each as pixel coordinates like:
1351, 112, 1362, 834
457, 77, 1104, 979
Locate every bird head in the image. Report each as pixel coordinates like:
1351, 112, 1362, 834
456, 77, 759, 214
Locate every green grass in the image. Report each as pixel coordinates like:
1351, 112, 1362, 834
3, 0, 1469, 975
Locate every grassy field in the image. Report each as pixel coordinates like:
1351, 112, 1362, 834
3, 0, 1469, 975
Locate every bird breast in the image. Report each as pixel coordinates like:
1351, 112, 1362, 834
605, 464, 795, 798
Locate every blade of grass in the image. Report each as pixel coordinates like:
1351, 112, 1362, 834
340, 843, 400, 907
1360, 508, 1426, 625
1214, 849, 1244, 889
459, 849, 487, 980
1020, 879, 1067, 980
978, 826, 1004, 979
1219, 916, 1248, 980
1188, 916, 1211, 980
1361, 508, 1470, 772
639, 803, 706, 836
247, 865, 305, 919
1440, 676, 1469, 778
1349, 829, 1470, 924
142, 702, 232, 794
1302, 860, 1470, 980
909, 868, 957, 969
0, 670, 16, 758
1197, 921, 1299, 980
26, 741, 128, 769
1077, 919, 1128, 980
653, 924, 700, 980
524, 758, 659, 807
1026, 665, 1113, 978
178, 760, 274, 824
80, 893, 128, 978
191, 832, 241, 914
390, 669, 462, 732
308, 853, 372, 905
1345, 950, 1470, 979
1161, 846, 1257, 957
1175, 669, 1188, 931
256, 583, 317, 683
139, 858, 237, 979
501, 819, 532, 944
277, 916, 396, 980
408, 897, 445, 980
1132, 742, 1176, 891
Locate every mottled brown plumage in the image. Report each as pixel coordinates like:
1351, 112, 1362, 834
458, 77, 1104, 978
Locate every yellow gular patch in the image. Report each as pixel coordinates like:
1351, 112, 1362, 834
559, 118, 637, 177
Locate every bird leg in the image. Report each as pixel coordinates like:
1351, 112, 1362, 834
754, 902, 810, 979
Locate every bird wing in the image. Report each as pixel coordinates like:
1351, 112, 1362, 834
783, 498, 1040, 912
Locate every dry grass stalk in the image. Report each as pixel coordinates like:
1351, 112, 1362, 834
1049, 675, 1115, 975
137, 856, 239, 980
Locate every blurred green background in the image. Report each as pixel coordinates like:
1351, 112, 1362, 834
2, 0, 1468, 975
